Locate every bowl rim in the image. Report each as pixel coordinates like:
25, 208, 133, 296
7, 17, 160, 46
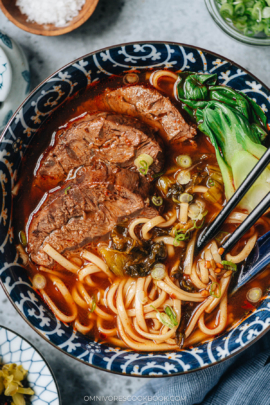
0, 0, 100, 37
1, 40, 270, 378
0, 324, 62, 403
204, 0, 270, 46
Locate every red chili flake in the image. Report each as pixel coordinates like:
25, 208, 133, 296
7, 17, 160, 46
99, 333, 107, 339
170, 293, 176, 299
241, 300, 255, 310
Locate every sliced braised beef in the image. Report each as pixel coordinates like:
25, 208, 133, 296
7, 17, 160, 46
36, 112, 164, 189
28, 182, 145, 267
75, 161, 151, 198
98, 85, 197, 143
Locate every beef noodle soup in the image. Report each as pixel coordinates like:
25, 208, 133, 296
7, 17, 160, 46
14, 69, 270, 351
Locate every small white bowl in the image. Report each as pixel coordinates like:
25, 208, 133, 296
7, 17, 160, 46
0, 325, 61, 405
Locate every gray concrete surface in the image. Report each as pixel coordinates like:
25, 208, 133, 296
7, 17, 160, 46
0, 1, 269, 404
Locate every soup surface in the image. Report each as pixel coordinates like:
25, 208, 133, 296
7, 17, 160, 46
14, 70, 270, 351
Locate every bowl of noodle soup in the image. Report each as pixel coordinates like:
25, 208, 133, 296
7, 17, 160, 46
1, 40, 270, 377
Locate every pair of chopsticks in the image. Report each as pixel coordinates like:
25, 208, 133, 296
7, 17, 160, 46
196, 147, 270, 256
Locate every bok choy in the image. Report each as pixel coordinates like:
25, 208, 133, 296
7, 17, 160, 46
178, 72, 270, 212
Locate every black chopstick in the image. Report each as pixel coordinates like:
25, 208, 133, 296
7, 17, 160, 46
196, 147, 270, 253
221, 192, 270, 256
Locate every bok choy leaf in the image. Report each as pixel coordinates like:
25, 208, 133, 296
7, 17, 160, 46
178, 72, 270, 212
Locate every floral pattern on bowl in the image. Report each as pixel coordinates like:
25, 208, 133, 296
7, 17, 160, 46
0, 325, 60, 404
1, 42, 270, 377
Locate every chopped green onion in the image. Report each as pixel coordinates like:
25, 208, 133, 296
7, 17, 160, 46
89, 295, 96, 313
235, 2, 246, 16
134, 154, 154, 176
150, 305, 178, 329
139, 160, 149, 175
65, 186, 71, 195
152, 196, 163, 206
32, 274, 47, 289
221, 260, 237, 271
179, 193, 193, 203
173, 229, 189, 246
262, 6, 270, 17
252, 1, 263, 20
208, 178, 215, 187
19, 231, 27, 247
216, 0, 270, 38
220, 3, 234, 18
151, 264, 166, 280
176, 170, 191, 185
247, 287, 262, 303
193, 217, 205, 229
164, 306, 178, 326
209, 282, 221, 299
176, 155, 192, 168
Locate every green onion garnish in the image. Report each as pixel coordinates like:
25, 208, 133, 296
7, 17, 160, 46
89, 296, 96, 313
65, 186, 71, 195
176, 155, 192, 168
134, 153, 154, 176
19, 231, 27, 247
164, 306, 178, 326
221, 260, 237, 272
193, 217, 205, 229
139, 160, 149, 175
152, 196, 163, 206
173, 230, 189, 246
209, 282, 221, 299
208, 178, 215, 187
150, 305, 178, 329
216, 0, 270, 38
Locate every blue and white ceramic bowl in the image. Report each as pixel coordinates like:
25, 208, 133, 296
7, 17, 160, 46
0, 325, 60, 404
1, 40, 270, 377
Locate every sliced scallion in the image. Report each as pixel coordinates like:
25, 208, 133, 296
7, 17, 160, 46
246, 287, 262, 303
209, 282, 221, 299
179, 193, 193, 203
134, 154, 154, 176
164, 305, 178, 326
19, 231, 27, 247
220, 3, 234, 18
151, 264, 166, 280
89, 295, 96, 313
221, 260, 237, 272
150, 305, 178, 329
173, 231, 189, 246
152, 196, 163, 206
65, 186, 71, 195
216, 0, 270, 38
32, 274, 47, 289
176, 155, 192, 168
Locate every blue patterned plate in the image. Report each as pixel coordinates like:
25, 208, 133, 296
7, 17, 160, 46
0, 325, 60, 404
1, 40, 270, 377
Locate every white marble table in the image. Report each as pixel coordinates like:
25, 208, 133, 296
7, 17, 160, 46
0, 1, 269, 403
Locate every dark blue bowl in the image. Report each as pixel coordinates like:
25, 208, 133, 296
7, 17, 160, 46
1, 40, 270, 377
